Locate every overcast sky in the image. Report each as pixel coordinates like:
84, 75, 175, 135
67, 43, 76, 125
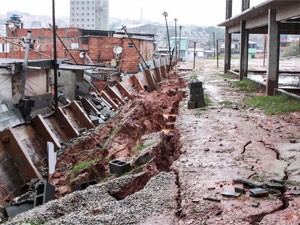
0, 0, 266, 26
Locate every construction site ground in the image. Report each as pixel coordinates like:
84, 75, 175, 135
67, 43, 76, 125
4, 60, 300, 225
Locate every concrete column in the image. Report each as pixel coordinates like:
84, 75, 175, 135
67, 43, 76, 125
239, 20, 249, 80
224, 28, 232, 73
242, 0, 250, 11
266, 9, 280, 96
224, 0, 233, 73
226, 0, 233, 19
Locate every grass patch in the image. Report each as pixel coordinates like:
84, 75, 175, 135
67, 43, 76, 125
232, 79, 262, 93
204, 93, 211, 106
194, 108, 206, 116
251, 173, 267, 183
135, 142, 154, 153
219, 73, 236, 79
284, 179, 300, 186
20, 221, 45, 225
244, 94, 300, 115
220, 100, 234, 107
72, 157, 102, 177
111, 126, 121, 136
191, 208, 201, 215
189, 73, 198, 81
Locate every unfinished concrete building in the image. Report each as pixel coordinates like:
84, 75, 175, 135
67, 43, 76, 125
219, 0, 300, 96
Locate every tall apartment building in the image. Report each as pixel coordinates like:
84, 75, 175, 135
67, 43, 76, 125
70, 0, 109, 30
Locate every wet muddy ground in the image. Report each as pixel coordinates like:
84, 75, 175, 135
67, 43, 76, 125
174, 60, 300, 225
4, 59, 300, 224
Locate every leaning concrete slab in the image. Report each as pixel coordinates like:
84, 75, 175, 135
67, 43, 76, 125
32, 115, 61, 150
69, 101, 95, 130
54, 107, 79, 138
0, 128, 42, 181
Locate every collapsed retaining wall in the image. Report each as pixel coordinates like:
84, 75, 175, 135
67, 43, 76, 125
0, 57, 171, 205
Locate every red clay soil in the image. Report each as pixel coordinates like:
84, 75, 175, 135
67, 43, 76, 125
50, 72, 186, 197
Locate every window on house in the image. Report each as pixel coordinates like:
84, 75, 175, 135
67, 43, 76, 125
0, 44, 10, 53
128, 43, 134, 48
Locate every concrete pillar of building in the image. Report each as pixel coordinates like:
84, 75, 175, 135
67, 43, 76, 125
239, 20, 249, 80
224, 28, 232, 73
226, 0, 233, 19
266, 9, 280, 96
224, 0, 233, 73
242, 0, 250, 11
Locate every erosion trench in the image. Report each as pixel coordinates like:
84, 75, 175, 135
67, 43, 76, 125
3, 69, 185, 224
4, 60, 300, 224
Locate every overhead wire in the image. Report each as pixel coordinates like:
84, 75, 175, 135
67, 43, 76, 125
0, 35, 52, 58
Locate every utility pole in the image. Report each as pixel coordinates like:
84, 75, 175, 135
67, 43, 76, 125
217, 39, 219, 68
174, 18, 178, 62
193, 41, 196, 69
52, 0, 58, 108
122, 25, 150, 70
163, 11, 172, 71
213, 32, 216, 59
298, 37, 300, 55
49, 24, 78, 64
179, 25, 182, 61
21, 31, 32, 99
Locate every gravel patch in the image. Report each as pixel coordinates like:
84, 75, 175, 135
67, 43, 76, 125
5, 172, 177, 225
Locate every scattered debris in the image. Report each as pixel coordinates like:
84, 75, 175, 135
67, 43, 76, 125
221, 191, 241, 198
188, 81, 206, 109
251, 202, 260, 208
234, 187, 246, 194
249, 188, 269, 198
109, 160, 131, 176
233, 178, 263, 188
203, 196, 221, 202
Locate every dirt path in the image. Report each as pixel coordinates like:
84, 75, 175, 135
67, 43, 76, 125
173, 61, 300, 225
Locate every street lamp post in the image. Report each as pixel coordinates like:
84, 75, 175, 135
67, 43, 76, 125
174, 18, 178, 62
52, 0, 58, 108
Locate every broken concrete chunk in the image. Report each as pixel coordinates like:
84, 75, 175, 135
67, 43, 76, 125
265, 182, 284, 191
207, 186, 216, 191
249, 188, 269, 197
270, 178, 284, 184
109, 160, 131, 176
221, 191, 241, 198
233, 178, 263, 188
234, 187, 246, 194
251, 202, 260, 208
203, 196, 221, 202
192, 199, 201, 203
134, 152, 153, 166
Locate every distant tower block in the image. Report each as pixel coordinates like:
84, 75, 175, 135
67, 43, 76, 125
70, 0, 109, 30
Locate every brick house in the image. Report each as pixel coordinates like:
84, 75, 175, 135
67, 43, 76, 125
0, 28, 155, 73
